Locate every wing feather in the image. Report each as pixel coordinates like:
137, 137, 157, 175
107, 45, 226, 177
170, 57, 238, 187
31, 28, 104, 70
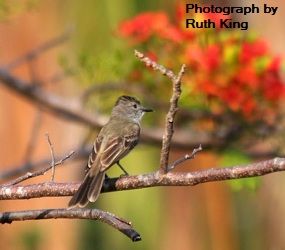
99, 125, 140, 171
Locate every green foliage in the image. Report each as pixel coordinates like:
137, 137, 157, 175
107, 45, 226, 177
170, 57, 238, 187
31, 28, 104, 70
220, 149, 261, 191
18, 227, 43, 250
0, 0, 40, 20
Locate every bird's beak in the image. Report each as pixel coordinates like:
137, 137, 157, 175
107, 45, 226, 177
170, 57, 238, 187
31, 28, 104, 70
141, 107, 153, 112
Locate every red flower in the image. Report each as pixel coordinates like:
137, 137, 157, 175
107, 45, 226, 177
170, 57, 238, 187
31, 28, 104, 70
261, 71, 285, 101
175, 3, 185, 23
200, 79, 219, 96
157, 25, 184, 43
220, 85, 246, 112
117, 5, 285, 122
234, 67, 259, 90
119, 12, 169, 42
239, 39, 268, 64
205, 45, 221, 71
185, 44, 221, 71
185, 44, 203, 70
267, 56, 282, 72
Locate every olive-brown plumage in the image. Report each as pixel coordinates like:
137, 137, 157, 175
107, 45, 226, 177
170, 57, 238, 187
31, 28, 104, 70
68, 96, 153, 208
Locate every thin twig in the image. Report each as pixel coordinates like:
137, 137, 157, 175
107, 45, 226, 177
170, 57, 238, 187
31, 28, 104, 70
134, 50, 176, 79
4, 150, 75, 186
0, 147, 88, 182
0, 208, 141, 242
45, 132, 56, 181
167, 144, 203, 172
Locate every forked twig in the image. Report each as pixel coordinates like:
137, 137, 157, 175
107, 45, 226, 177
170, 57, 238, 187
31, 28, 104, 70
135, 50, 186, 174
4, 150, 75, 186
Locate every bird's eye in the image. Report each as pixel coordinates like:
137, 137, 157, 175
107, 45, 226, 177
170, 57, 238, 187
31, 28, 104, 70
133, 104, 137, 109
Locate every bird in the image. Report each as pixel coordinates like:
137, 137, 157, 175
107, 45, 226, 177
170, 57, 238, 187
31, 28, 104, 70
68, 95, 153, 208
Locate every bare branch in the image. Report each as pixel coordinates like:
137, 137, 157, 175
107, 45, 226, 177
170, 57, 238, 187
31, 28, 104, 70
4, 150, 75, 186
134, 50, 176, 79
167, 144, 203, 172
135, 50, 186, 174
0, 67, 108, 125
159, 64, 186, 173
1, 157, 285, 199
0, 208, 141, 242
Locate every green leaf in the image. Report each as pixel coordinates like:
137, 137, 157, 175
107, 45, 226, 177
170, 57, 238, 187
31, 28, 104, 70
220, 149, 261, 191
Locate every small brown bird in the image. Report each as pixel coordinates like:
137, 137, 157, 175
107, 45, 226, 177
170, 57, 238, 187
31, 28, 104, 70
68, 95, 153, 208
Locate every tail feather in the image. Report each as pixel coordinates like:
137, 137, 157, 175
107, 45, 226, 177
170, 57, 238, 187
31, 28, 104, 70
88, 172, 105, 202
68, 171, 105, 208
68, 174, 92, 208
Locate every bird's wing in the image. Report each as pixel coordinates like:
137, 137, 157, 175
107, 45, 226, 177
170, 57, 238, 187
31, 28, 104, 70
87, 122, 140, 174
84, 135, 103, 173
99, 126, 140, 172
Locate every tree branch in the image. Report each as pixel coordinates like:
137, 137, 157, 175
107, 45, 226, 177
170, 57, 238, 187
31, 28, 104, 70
1, 157, 284, 199
0, 208, 141, 242
134, 50, 186, 174
0, 67, 108, 126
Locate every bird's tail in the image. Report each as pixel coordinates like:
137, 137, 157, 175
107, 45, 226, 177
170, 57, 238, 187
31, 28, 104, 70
68, 170, 105, 209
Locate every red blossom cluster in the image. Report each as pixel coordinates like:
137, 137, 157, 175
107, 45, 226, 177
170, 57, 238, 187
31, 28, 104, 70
118, 4, 285, 121
119, 12, 185, 44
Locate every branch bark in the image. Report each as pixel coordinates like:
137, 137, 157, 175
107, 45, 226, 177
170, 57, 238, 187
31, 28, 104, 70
0, 208, 141, 242
134, 50, 186, 174
1, 157, 284, 200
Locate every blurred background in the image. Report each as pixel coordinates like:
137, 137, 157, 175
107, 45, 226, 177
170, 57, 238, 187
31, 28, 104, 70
0, 0, 285, 249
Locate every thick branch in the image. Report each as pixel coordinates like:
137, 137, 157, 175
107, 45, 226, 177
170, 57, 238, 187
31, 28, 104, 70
0, 208, 141, 242
0, 68, 107, 126
1, 157, 284, 199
